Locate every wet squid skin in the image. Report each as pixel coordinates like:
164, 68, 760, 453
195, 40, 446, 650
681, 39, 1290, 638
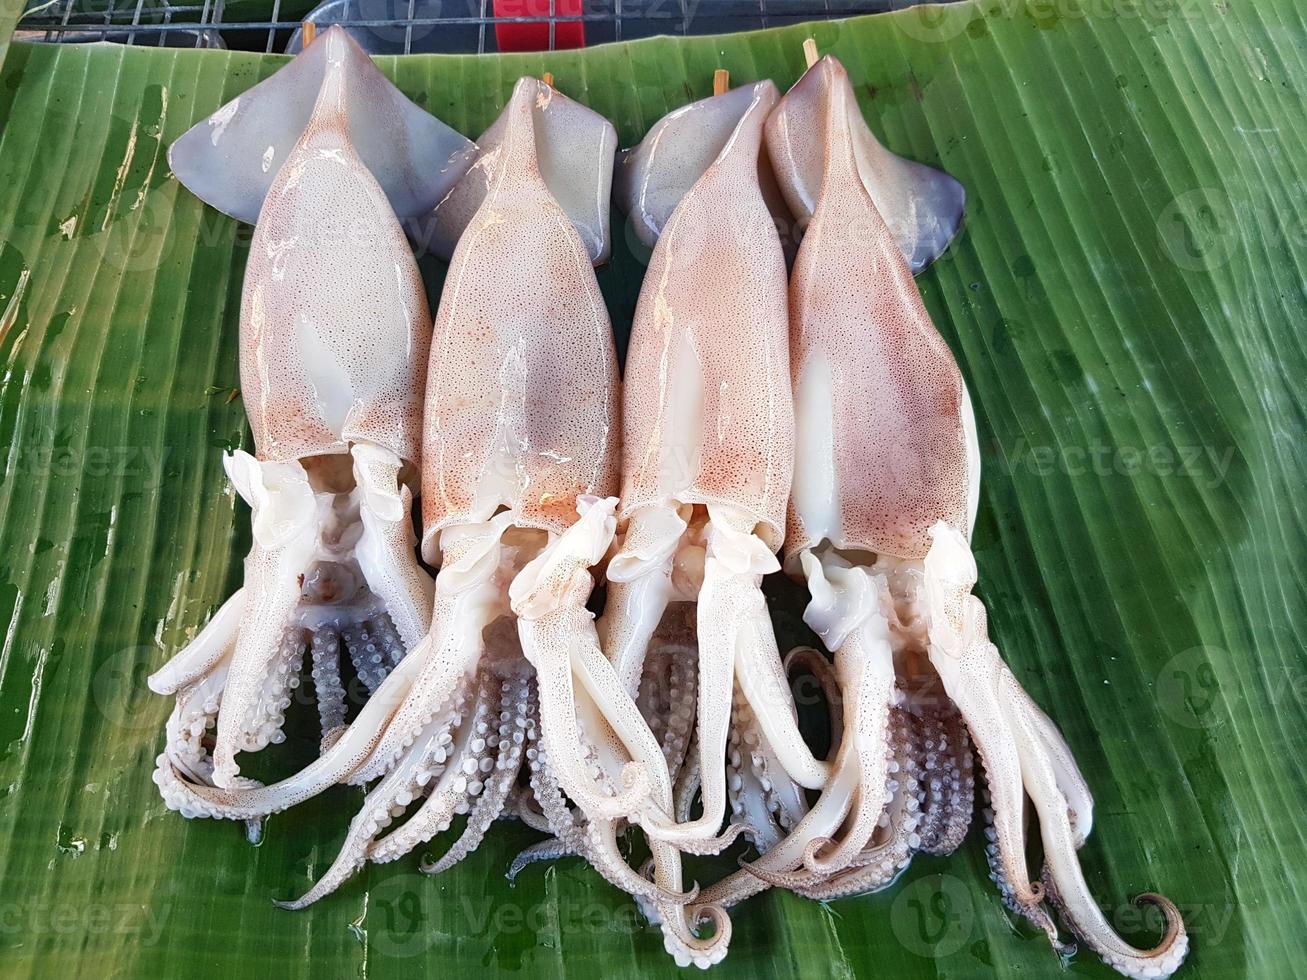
762, 54, 965, 273
680, 53, 1186, 980
151, 26, 443, 801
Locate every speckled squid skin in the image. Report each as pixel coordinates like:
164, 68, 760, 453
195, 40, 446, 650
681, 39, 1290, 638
238, 39, 431, 467
781, 59, 971, 565
420, 76, 620, 553
618, 81, 792, 549
764, 55, 965, 274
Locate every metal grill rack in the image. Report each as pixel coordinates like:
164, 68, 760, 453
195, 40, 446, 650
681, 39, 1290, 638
16, 0, 929, 55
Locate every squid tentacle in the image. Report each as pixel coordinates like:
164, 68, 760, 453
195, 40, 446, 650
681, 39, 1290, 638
735, 553, 901, 880
422, 669, 531, 876
506, 785, 554, 836
924, 522, 1187, 978
152, 588, 472, 822
761, 707, 922, 896
600, 504, 688, 695
784, 645, 843, 747
727, 690, 805, 856
712, 511, 829, 792
154, 510, 512, 822
524, 623, 732, 966
349, 442, 434, 652
646, 507, 828, 845
341, 623, 387, 694
153, 654, 262, 840
211, 531, 315, 785
637, 610, 699, 785
349, 513, 517, 785
520, 704, 670, 901
523, 707, 590, 858
800, 618, 897, 877
157, 454, 451, 809
570, 681, 701, 905
507, 838, 580, 881
673, 740, 702, 825
512, 498, 660, 824
696, 717, 865, 910
658, 901, 733, 970
148, 589, 247, 696
273, 677, 477, 909
309, 628, 347, 746
696, 784, 850, 908
978, 787, 1066, 949
913, 703, 975, 857
203, 452, 358, 786
367, 672, 505, 868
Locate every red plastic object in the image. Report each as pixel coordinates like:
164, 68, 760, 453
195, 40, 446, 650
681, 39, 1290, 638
494, 0, 585, 52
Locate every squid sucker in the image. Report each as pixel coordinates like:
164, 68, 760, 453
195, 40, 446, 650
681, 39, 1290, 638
686, 53, 1187, 980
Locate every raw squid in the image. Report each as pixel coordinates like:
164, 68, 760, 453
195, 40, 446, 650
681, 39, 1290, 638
151, 26, 439, 795
612, 82, 794, 258
602, 80, 830, 872
697, 51, 1188, 980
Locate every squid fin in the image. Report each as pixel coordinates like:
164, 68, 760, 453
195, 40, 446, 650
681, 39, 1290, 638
424, 77, 617, 265
169, 25, 475, 225
765, 54, 965, 273
614, 81, 793, 255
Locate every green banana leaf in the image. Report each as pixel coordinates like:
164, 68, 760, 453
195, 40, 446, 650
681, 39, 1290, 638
1, 3, 18, 65
1, 2, 1303, 977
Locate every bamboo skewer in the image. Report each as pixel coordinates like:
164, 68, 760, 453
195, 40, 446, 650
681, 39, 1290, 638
542, 72, 554, 88
713, 68, 730, 96
803, 37, 818, 68
302, 20, 316, 46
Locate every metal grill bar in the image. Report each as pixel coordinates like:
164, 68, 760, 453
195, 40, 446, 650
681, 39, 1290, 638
18, 0, 928, 52
265, 0, 281, 51
127, 0, 146, 44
